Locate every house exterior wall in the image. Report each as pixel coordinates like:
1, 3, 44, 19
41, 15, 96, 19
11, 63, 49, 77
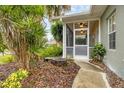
101, 5, 124, 79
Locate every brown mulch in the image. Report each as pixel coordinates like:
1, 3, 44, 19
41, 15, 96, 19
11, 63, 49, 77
0, 62, 19, 81
90, 60, 124, 88
0, 60, 80, 88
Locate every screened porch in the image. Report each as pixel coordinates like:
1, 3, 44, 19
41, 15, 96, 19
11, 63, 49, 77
64, 20, 100, 59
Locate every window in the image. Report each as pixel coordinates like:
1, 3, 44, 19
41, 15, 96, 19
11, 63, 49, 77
75, 30, 87, 45
108, 12, 116, 49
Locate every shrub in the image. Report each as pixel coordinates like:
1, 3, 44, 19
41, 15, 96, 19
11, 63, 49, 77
51, 21, 63, 44
0, 55, 15, 64
1, 69, 28, 88
36, 45, 62, 58
91, 43, 106, 62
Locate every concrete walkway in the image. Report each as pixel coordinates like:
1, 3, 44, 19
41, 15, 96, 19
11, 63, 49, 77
72, 60, 110, 88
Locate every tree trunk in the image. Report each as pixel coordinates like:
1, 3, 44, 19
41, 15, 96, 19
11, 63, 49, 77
2, 52, 4, 56
16, 53, 30, 70
1, 17, 42, 71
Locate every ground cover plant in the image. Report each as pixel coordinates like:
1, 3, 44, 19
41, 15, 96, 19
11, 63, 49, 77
1, 69, 28, 88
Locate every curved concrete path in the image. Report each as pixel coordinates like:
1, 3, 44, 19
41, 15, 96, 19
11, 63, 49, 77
72, 60, 110, 88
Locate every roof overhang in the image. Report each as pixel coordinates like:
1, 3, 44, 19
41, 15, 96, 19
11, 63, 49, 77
51, 5, 108, 22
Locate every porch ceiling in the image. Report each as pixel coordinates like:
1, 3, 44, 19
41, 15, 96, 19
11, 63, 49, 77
51, 5, 108, 23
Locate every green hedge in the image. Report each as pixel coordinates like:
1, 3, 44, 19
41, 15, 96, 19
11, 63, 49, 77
36, 45, 62, 58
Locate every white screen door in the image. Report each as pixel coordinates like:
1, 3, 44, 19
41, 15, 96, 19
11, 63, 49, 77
74, 29, 89, 59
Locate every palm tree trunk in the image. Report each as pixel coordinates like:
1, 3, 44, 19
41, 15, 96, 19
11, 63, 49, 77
2, 21, 30, 70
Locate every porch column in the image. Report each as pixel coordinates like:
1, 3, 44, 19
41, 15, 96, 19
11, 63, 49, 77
63, 23, 66, 58
98, 19, 101, 43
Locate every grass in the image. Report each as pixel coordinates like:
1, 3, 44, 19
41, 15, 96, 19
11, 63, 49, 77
0, 54, 14, 64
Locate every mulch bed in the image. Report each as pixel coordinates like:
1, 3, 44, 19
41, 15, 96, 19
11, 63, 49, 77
90, 60, 124, 88
0, 60, 80, 88
0, 62, 19, 81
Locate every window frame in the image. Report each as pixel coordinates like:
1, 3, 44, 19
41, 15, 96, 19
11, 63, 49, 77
108, 12, 116, 51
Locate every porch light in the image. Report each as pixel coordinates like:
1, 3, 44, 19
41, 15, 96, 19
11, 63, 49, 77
80, 23, 83, 28
80, 30, 84, 34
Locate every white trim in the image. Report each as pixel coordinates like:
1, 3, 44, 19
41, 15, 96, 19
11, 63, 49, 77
51, 11, 91, 20
73, 23, 75, 58
88, 21, 90, 59
62, 23, 66, 58
66, 46, 73, 48
75, 45, 88, 46
98, 19, 101, 43
108, 12, 116, 50
64, 18, 100, 24
108, 30, 116, 34
107, 19, 109, 50
65, 24, 67, 57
